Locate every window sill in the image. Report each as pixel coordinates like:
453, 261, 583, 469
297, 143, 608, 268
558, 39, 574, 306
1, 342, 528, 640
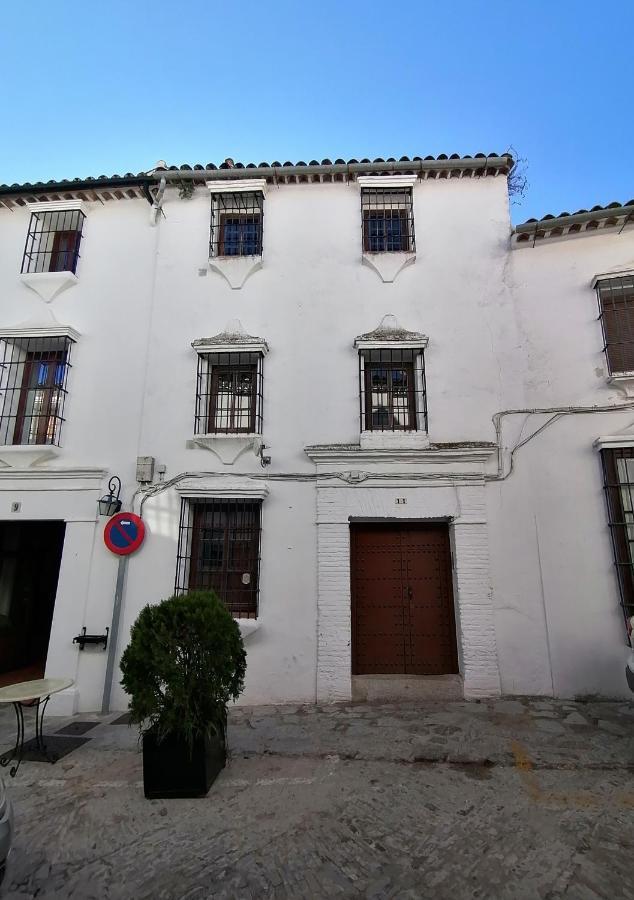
360, 431, 430, 450
186, 434, 263, 465
0, 445, 60, 468
361, 251, 416, 284
208, 255, 262, 290
20, 271, 78, 304
607, 374, 634, 397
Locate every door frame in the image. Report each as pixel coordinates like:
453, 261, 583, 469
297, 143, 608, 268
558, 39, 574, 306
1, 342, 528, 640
314, 488, 501, 702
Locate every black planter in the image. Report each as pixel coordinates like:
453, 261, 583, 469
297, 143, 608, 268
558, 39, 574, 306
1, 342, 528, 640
142, 727, 226, 799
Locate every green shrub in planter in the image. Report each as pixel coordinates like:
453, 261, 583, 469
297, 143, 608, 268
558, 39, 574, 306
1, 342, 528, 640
120, 591, 246, 798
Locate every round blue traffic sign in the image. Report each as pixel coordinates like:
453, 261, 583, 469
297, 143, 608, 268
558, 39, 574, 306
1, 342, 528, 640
104, 512, 146, 556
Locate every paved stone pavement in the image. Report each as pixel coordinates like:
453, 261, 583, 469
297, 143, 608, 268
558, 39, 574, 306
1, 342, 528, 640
0, 697, 633, 899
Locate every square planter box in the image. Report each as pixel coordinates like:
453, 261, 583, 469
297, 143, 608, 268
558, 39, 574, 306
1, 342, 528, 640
143, 728, 226, 799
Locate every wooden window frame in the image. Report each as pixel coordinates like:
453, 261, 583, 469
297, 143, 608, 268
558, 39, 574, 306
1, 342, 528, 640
185, 500, 261, 618
362, 208, 411, 253
12, 349, 67, 446
49, 229, 81, 273
601, 447, 634, 638
218, 212, 262, 257
364, 360, 417, 432
208, 363, 257, 434
597, 276, 634, 375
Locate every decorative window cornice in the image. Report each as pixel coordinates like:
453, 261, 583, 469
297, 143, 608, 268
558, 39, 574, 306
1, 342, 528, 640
26, 199, 88, 216
592, 268, 634, 289
191, 319, 268, 355
176, 479, 269, 500
357, 174, 417, 189
0, 323, 80, 342
206, 178, 267, 196
354, 314, 428, 351
192, 334, 268, 355
594, 435, 634, 451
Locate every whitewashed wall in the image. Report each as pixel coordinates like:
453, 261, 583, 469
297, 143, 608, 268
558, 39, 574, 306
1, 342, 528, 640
0, 197, 157, 713
494, 229, 634, 698
1, 172, 633, 711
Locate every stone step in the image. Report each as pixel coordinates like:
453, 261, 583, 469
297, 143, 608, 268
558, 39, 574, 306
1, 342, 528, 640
352, 674, 464, 702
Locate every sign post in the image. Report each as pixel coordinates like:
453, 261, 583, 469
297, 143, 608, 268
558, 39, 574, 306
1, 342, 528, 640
101, 513, 146, 715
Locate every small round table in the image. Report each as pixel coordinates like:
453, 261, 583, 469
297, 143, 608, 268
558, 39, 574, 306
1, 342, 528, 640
0, 678, 73, 777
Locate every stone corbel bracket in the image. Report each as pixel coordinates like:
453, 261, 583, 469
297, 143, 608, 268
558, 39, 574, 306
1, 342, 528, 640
361, 252, 416, 284
208, 256, 263, 290
607, 375, 634, 398
20, 271, 79, 304
186, 434, 263, 465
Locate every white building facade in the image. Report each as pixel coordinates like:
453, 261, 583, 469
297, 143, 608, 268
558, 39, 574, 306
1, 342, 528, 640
0, 155, 632, 714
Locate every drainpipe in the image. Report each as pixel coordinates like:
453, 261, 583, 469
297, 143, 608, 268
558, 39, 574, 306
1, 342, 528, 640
150, 176, 166, 226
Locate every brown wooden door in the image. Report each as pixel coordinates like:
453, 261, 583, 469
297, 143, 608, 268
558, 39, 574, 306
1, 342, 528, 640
351, 523, 458, 676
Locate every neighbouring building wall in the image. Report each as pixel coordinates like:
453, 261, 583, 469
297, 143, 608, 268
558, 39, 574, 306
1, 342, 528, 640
0, 196, 158, 713
491, 228, 634, 699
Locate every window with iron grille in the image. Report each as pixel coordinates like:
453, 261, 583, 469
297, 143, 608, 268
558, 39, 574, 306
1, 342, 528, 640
596, 275, 634, 374
194, 351, 263, 435
209, 192, 263, 257
21, 208, 85, 274
601, 447, 634, 639
361, 188, 415, 253
0, 336, 73, 446
175, 498, 261, 618
359, 348, 427, 432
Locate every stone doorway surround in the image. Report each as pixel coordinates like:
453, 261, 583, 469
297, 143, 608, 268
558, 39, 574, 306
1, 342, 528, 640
304, 443, 502, 702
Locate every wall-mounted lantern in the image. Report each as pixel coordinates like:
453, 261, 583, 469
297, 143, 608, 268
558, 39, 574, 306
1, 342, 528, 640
98, 476, 122, 517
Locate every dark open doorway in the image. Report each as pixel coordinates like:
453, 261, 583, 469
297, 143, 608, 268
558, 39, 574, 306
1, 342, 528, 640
0, 521, 66, 686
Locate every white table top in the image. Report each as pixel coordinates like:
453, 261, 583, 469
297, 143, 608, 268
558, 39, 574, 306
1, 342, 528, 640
0, 678, 73, 704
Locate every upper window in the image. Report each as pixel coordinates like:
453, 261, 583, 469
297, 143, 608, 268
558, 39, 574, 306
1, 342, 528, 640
359, 348, 427, 432
361, 188, 415, 253
21, 208, 84, 274
175, 498, 261, 618
195, 351, 263, 435
210, 192, 263, 257
600, 446, 634, 637
596, 275, 634, 374
0, 335, 73, 446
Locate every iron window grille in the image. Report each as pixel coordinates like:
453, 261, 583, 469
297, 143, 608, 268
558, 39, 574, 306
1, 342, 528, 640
359, 348, 427, 432
0, 335, 73, 446
194, 351, 263, 435
209, 192, 264, 257
175, 498, 262, 618
21, 208, 85, 274
596, 275, 634, 375
601, 447, 634, 641
361, 188, 415, 253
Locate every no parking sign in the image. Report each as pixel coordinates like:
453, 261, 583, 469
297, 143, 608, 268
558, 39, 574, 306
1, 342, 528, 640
104, 512, 146, 556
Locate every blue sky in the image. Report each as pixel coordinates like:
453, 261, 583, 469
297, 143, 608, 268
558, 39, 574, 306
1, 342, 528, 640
1, 0, 632, 222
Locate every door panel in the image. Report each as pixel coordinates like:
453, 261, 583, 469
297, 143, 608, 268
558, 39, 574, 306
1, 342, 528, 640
351, 528, 405, 674
402, 529, 458, 675
351, 523, 458, 676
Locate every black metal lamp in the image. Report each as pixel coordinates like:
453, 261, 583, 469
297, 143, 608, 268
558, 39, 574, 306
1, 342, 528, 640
98, 476, 122, 517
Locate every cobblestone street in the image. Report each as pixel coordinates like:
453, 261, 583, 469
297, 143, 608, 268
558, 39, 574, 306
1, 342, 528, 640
1, 697, 633, 899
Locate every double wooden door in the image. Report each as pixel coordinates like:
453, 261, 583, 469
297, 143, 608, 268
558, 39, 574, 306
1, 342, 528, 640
351, 523, 458, 676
